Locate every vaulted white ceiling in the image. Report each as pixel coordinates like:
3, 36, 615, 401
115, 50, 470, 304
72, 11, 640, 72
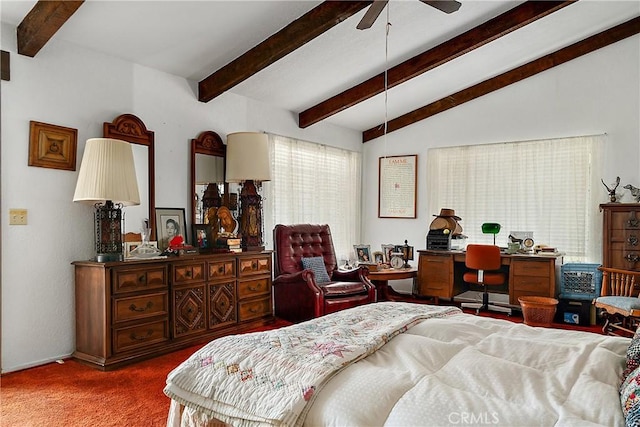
2, 1, 639, 135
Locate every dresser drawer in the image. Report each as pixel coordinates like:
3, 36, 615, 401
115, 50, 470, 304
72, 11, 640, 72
113, 292, 168, 323
112, 319, 169, 353
238, 256, 271, 277
511, 275, 550, 292
173, 261, 206, 284
207, 259, 236, 281
611, 210, 640, 230
238, 296, 272, 321
238, 278, 270, 299
113, 265, 167, 294
511, 260, 550, 277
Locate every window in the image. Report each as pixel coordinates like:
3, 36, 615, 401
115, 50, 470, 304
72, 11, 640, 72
263, 134, 361, 261
426, 135, 604, 262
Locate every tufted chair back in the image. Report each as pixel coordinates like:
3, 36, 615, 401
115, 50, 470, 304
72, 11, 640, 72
274, 224, 338, 278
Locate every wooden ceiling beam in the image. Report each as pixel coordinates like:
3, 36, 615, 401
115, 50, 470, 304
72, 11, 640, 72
198, 1, 372, 103
299, 0, 575, 128
362, 16, 640, 142
17, 1, 84, 57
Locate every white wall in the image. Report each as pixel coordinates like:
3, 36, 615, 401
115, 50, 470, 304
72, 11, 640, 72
362, 36, 640, 292
0, 23, 360, 372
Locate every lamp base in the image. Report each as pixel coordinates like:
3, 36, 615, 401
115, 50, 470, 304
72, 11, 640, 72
96, 253, 124, 263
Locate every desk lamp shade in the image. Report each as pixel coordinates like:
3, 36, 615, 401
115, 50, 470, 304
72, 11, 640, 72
481, 222, 501, 245
225, 132, 271, 251
73, 138, 140, 262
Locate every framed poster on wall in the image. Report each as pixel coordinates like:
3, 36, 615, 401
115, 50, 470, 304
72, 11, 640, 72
378, 154, 417, 218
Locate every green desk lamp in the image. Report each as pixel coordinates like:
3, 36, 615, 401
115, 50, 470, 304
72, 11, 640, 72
481, 223, 501, 245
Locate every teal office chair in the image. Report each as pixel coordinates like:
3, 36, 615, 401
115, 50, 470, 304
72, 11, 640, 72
460, 244, 512, 315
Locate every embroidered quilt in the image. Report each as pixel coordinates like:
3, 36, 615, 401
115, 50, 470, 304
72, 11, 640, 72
164, 302, 460, 426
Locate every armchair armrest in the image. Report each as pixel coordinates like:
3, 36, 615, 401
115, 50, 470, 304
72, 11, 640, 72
273, 269, 322, 293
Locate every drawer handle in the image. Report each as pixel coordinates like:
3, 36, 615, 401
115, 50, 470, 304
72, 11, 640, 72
248, 285, 259, 292
249, 307, 259, 313
137, 275, 146, 283
186, 270, 192, 278
218, 266, 224, 273
628, 218, 640, 228
129, 301, 153, 312
629, 235, 639, 246
625, 253, 640, 263
252, 261, 258, 269
130, 329, 153, 341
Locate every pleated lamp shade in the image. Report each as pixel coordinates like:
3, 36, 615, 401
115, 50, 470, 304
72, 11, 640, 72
73, 138, 140, 206
225, 132, 271, 183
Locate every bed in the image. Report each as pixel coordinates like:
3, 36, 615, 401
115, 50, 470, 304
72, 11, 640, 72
164, 302, 636, 426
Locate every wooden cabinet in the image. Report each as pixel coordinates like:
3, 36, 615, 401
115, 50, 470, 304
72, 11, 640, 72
600, 203, 640, 270
416, 252, 454, 298
509, 257, 557, 303
73, 251, 273, 370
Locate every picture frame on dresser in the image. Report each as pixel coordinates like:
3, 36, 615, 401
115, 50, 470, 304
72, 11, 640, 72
192, 224, 212, 250
155, 207, 187, 250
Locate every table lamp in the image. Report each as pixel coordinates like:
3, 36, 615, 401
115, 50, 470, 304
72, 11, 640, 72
481, 222, 501, 246
73, 138, 140, 262
225, 132, 271, 251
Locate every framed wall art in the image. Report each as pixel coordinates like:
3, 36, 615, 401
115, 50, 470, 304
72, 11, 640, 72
155, 208, 187, 250
378, 154, 417, 218
28, 121, 78, 171
192, 224, 212, 250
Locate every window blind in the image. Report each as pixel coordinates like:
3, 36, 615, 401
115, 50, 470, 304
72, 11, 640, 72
426, 135, 604, 262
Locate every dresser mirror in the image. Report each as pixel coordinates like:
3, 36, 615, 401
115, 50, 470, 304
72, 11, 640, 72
103, 114, 156, 238
191, 131, 226, 227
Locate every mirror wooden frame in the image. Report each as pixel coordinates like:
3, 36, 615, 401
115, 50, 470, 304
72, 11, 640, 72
103, 114, 156, 239
191, 130, 225, 226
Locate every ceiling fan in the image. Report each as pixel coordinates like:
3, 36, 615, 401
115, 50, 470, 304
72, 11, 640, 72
357, 0, 462, 30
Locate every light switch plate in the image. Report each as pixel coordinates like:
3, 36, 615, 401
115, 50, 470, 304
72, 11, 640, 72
9, 209, 27, 225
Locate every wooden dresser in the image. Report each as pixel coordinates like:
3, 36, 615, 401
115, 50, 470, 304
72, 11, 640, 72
600, 203, 640, 271
73, 251, 273, 370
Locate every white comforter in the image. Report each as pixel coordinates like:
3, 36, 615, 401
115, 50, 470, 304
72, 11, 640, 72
167, 302, 630, 427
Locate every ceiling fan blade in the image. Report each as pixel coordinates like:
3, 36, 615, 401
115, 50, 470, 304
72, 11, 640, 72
420, 0, 462, 14
357, 0, 389, 30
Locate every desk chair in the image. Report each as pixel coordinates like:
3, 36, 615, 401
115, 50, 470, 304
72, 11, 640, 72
460, 244, 512, 315
594, 266, 640, 337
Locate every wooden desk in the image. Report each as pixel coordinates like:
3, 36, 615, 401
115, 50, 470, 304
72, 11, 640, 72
368, 268, 418, 301
416, 250, 563, 305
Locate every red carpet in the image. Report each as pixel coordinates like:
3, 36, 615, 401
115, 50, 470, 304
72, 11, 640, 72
0, 309, 602, 426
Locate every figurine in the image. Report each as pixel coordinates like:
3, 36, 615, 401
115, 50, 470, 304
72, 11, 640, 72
602, 177, 620, 202
624, 184, 640, 202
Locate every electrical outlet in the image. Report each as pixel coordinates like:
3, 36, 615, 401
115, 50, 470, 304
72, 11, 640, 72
9, 209, 27, 225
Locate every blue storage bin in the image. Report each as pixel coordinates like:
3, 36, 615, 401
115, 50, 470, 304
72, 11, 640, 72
559, 263, 602, 300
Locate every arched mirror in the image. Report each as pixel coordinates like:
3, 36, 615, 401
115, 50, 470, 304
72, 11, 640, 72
191, 131, 226, 228
103, 114, 156, 239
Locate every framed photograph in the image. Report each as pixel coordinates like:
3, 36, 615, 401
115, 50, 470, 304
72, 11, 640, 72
381, 244, 395, 263
124, 241, 158, 258
28, 121, 78, 171
353, 244, 372, 263
373, 251, 384, 264
192, 224, 212, 250
378, 154, 417, 218
155, 208, 187, 250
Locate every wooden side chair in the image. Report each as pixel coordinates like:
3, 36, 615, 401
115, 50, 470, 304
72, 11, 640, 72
594, 266, 640, 337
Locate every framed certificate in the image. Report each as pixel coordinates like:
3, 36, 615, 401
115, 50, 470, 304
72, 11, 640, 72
378, 155, 417, 218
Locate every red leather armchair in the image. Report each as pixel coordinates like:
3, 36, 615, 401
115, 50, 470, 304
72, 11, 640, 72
273, 224, 376, 323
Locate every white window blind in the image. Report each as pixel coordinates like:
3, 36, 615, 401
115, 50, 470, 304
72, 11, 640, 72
426, 135, 604, 262
263, 134, 361, 261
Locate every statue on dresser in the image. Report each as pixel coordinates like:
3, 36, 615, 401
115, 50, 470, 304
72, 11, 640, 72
602, 177, 620, 203
624, 184, 640, 202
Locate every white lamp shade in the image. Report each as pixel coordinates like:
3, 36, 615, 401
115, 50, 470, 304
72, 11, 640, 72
73, 138, 140, 206
225, 132, 271, 183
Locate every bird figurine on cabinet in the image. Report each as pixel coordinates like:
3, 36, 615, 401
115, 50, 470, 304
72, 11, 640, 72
602, 177, 620, 202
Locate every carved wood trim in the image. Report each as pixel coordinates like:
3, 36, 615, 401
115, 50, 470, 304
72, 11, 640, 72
193, 131, 225, 157
198, 1, 372, 102
362, 15, 640, 142
299, 0, 574, 128
17, 0, 84, 57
